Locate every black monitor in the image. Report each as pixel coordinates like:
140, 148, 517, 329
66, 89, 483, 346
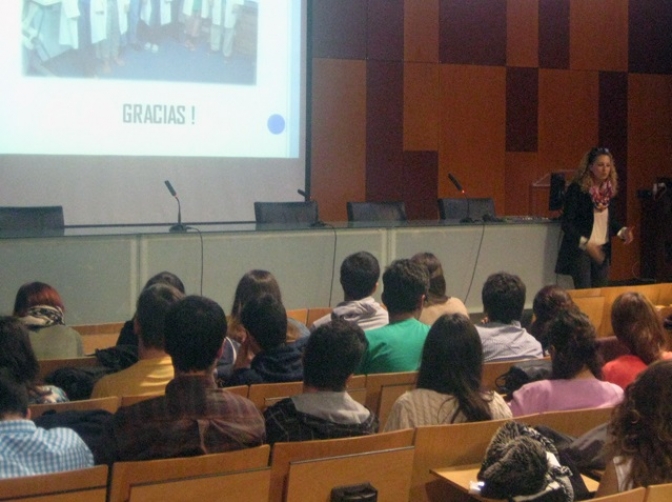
549, 173, 566, 211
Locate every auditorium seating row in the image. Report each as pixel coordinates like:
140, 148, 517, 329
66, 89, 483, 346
5, 406, 667, 502
34, 357, 546, 430
568, 283, 672, 338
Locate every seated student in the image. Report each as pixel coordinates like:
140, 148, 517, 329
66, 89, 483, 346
91, 284, 183, 399
602, 292, 672, 390
264, 319, 378, 444
13, 281, 83, 359
385, 314, 511, 431
0, 317, 68, 404
228, 269, 310, 344
528, 285, 577, 354
596, 360, 672, 496
509, 310, 623, 416
357, 259, 430, 374
116, 271, 186, 347
475, 272, 543, 362
310, 251, 388, 332
410, 252, 468, 325
0, 370, 93, 478
225, 294, 305, 387
95, 296, 264, 463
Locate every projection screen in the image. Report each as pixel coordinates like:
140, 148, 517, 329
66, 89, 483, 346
1, 0, 308, 225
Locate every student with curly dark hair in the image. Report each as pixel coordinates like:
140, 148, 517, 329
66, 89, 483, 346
509, 310, 623, 416
597, 360, 672, 495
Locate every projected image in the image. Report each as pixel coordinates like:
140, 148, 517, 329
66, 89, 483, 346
22, 0, 258, 84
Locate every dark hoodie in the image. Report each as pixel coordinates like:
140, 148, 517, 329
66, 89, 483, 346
224, 337, 307, 386
263, 393, 379, 444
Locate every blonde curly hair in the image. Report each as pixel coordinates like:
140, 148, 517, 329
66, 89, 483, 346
572, 147, 619, 195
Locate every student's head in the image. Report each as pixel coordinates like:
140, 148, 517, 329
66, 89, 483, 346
547, 310, 601, 379
611, 292, 668, 365
0, 316, 40, 386
303, 319, 368, 391
608, 360, 672, 488
143, 271, 186, 294
381, 259, 429, 315
411, 252, 448, 304
417, 314, 491, 422
0, 370, 29, 420
481, 272, 526, 324
529, 285, 576, 350
340, 252, 380, 300
135, 284, 184, 350
240, 294, 287, 352
164, 296, 227, 373
13, 281, 65, 317
230, 270, 282, 319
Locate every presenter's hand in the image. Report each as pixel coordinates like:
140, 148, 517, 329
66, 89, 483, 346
622, 227, 634, 245
586, 241, 606, 264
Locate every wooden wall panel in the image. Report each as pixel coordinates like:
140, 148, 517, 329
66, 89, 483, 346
506, 67, 539, 152
538, 69, 599, 174
570, 0, 628, 71
617, 74, 672, 279
403, 63, 440, 151
367, 0, 404, 61
366, 61, 405, 201
505, 152, 541, 217
404, 0, 439, 63
439, 0, 507, 66
438, 65, 506, 212
629, 2, 672, 74
506, 0, 539, 68
539, 0, 570, 69
311, 0, 368, 60
403, 151, 439, 220
310, 59, 367, 221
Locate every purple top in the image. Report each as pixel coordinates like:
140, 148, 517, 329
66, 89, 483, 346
509, 378, 623, 417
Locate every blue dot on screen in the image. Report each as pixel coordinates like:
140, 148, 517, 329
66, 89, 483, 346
268, 114, 286, 135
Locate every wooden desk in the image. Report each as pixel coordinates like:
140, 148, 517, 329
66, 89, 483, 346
431, 463, 599, 501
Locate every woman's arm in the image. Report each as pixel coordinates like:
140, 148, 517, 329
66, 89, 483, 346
595, 457, 619, 497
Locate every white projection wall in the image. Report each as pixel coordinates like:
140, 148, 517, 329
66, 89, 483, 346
0, 0, 307, 225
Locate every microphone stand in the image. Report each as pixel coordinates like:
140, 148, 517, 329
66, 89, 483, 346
169, 198, 188, 233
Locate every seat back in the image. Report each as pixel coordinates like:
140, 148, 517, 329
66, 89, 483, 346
29, 396, 121, 419
592, 488, 646, 502
107, 444, 271, 502
645, 483, 672, 502
521, 406, 615, 438
306, 307, 332, 327
254, 201, 319, 224
411, 418, 512, 502
0, 205, 64, 236
270, 429, 414, 502
481, 357, 550, 392
285, 447, 415, 502
346, 201, 407, 222
37, 356, 100, 382
247, 381, 304, 411
0, 465, 108, 502
346, 374, 367, 406
126, 467, 271, 502
437, 197, 496, 221
364, 371, 418, 419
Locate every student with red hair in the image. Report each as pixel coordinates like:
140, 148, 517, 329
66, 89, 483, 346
13, 282, 83, 359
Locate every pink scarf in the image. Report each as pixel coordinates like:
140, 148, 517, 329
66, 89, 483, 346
589, 181, 613, 211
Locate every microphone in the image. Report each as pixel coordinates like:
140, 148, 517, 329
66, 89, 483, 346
448, 173, 464, 194
164, 180, 188, 233
448, 173, 473, 223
